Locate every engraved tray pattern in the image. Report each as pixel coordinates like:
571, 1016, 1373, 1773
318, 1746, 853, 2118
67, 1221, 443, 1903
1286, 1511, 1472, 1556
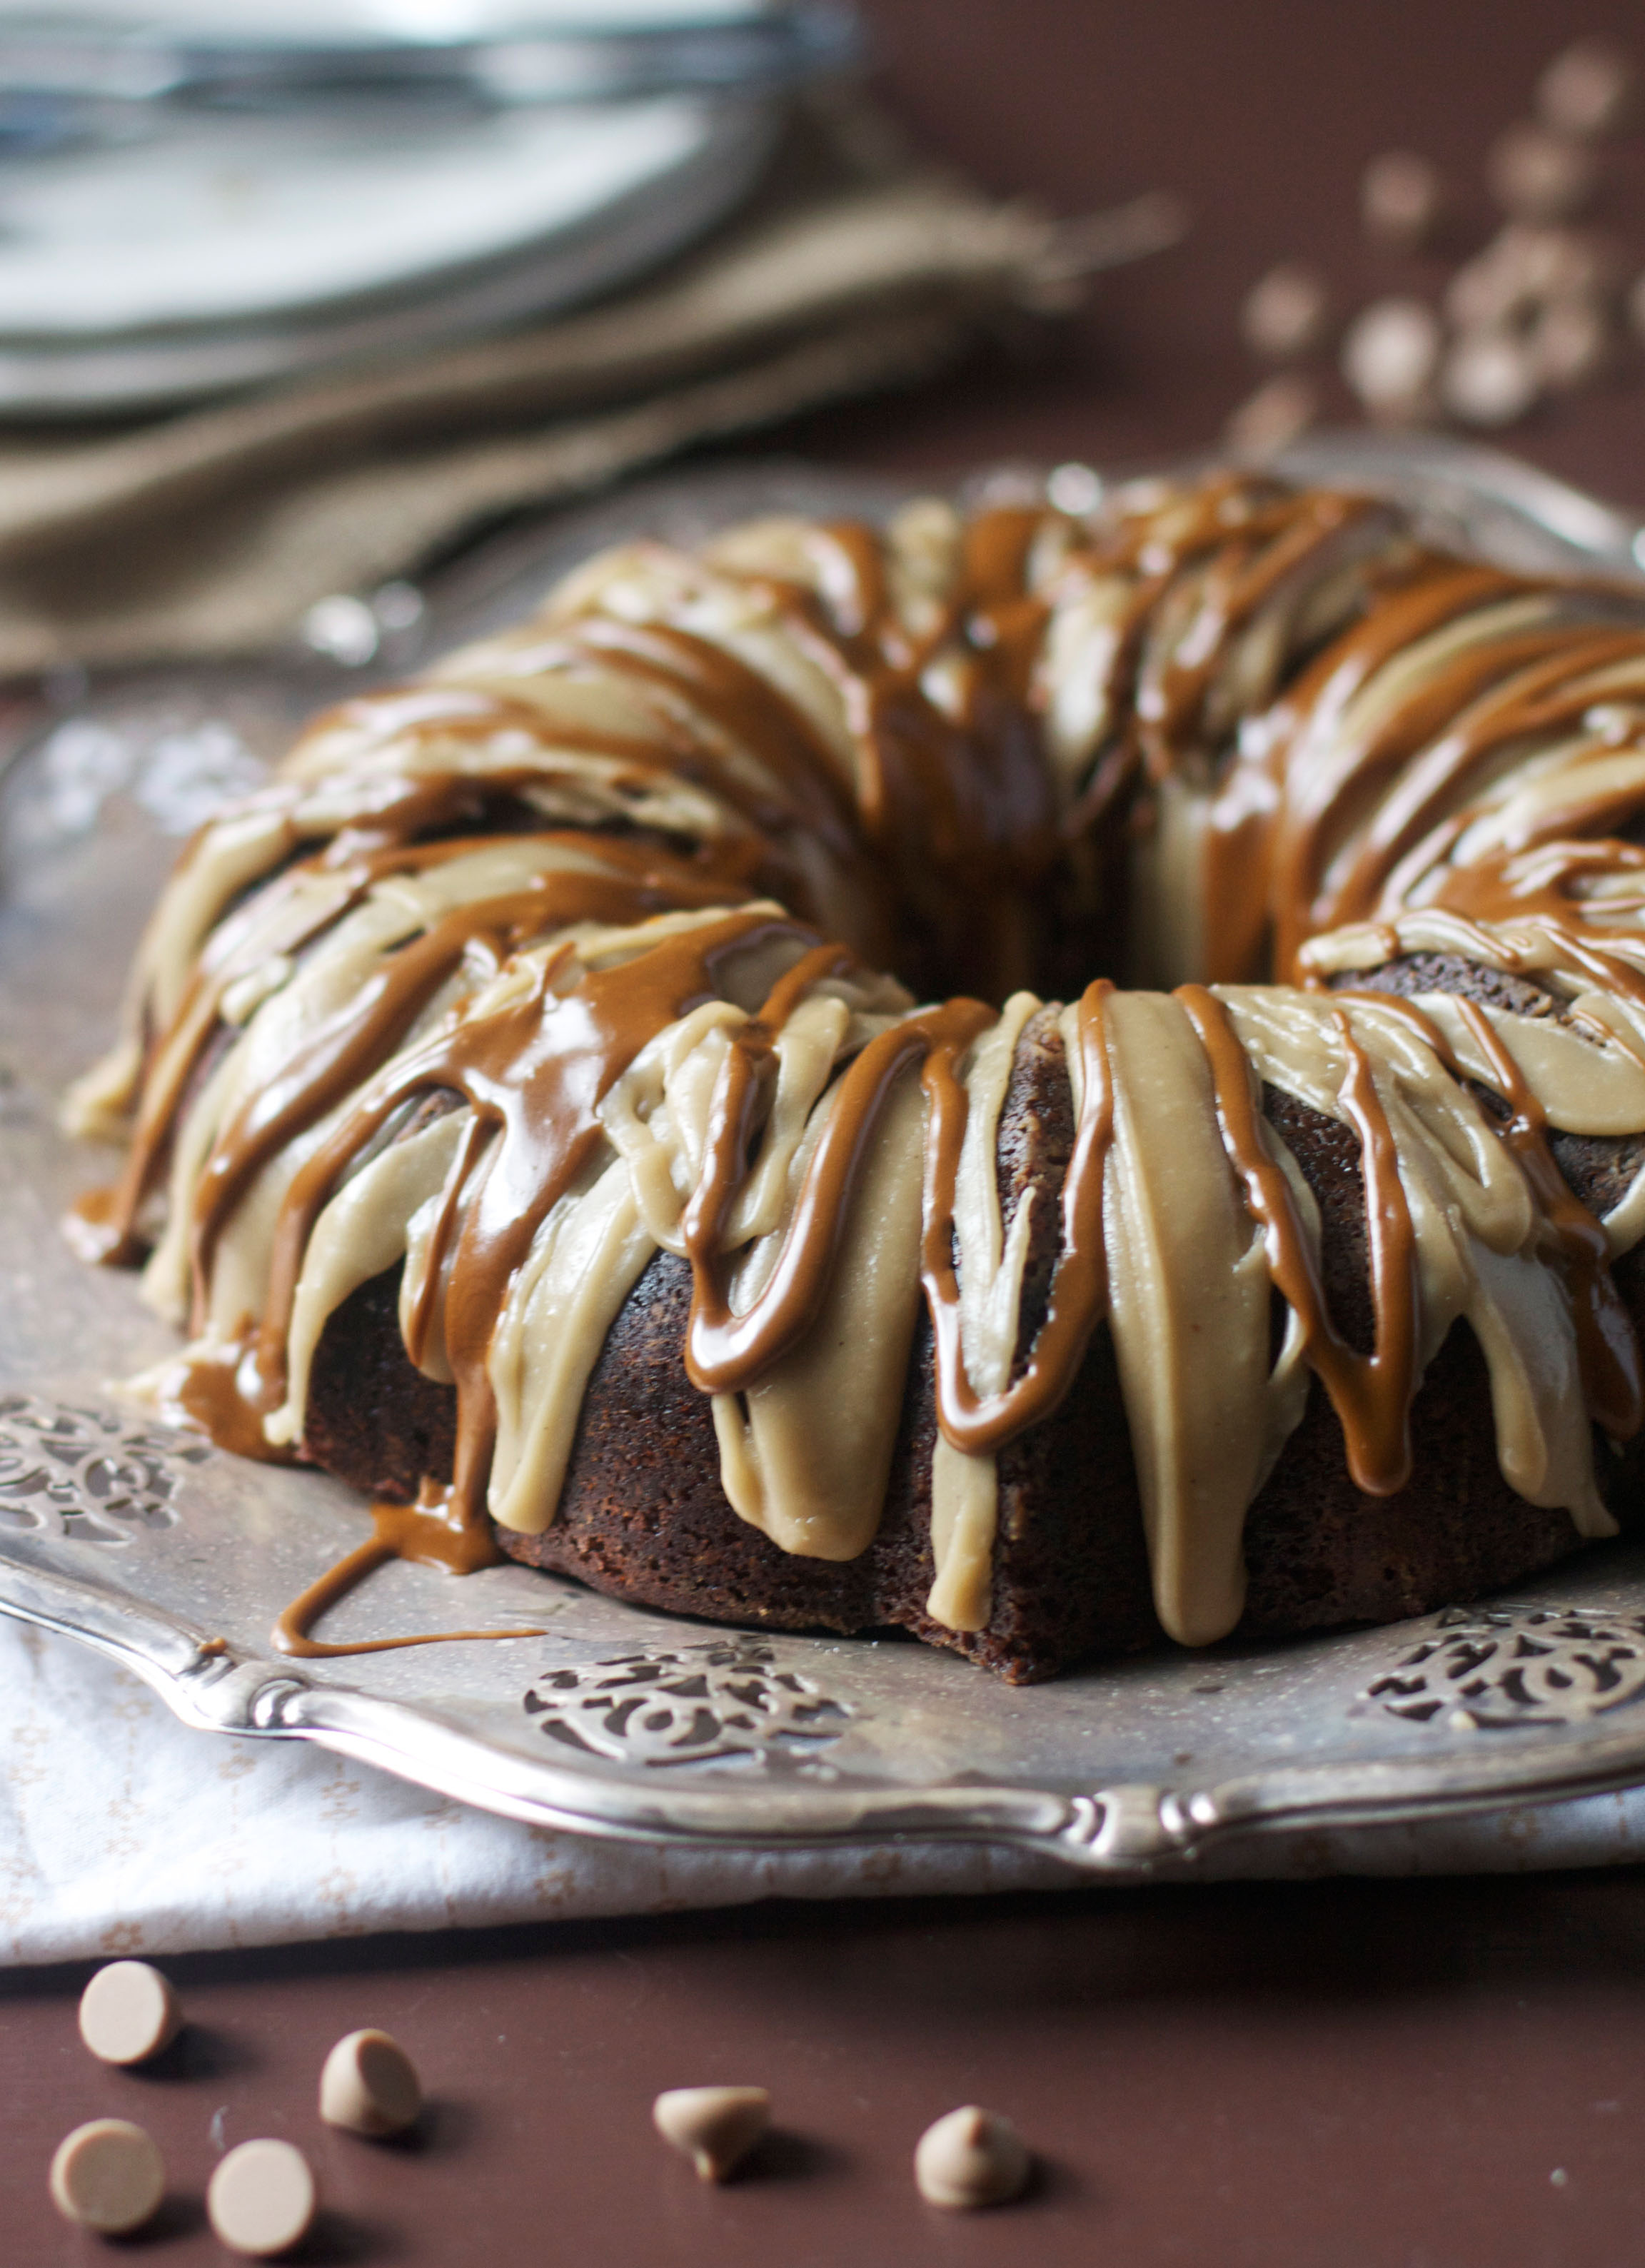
6, 440, 1645, 1882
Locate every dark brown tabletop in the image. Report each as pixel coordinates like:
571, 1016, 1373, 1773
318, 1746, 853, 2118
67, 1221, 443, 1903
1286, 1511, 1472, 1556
10, 3, 1645, 2262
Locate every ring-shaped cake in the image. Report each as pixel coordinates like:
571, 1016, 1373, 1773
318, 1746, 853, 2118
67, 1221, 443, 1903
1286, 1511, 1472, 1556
65, 470, 1645, 1680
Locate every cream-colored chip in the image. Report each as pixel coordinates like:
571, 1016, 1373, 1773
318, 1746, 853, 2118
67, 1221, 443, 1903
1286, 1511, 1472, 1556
78, 1959, 181, 2066
1489, 121, 1596, 223
913, 2105, 1031, 2209
1361, 150, 1444, 250
1240, 263, 1329, 361
49, 2119, 166, 2235
1538, 39, 1634, 139
1340, 298, 1441, 420
319, 2028, 423, 2137
1226, 374, 1319, 460
206, 2138, 317, 2259
652, 2085, 770, 2182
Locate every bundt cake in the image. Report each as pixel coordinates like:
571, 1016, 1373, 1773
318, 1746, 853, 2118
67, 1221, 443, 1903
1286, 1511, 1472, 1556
62, 469, 1645, 1681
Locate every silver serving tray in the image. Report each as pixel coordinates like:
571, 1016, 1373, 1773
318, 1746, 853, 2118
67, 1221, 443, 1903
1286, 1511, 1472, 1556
8, 438, 1645, 1883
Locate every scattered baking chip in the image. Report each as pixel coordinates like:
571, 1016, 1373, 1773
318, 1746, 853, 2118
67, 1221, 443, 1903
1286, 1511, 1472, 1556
652, 2085, 770, 2182
1362, 150, 1444, 251
1528, 294, 1612, 390
1442, 329, 1540, 426
913, 2105, 1031, 2209
1488, 122, 1596, 223
1240, 263, 1329, 361
206, 2138, 317, 2259
320, 2028, 423, 2137
1045, 460, 1103, 517
49, 2118, 166, 2236
1445, 223, 1614, 331
78, 1959, 182, 2067
1537, 39, 1634, 140
1224, 373, 1318, 458
1340, 298, 1441, 419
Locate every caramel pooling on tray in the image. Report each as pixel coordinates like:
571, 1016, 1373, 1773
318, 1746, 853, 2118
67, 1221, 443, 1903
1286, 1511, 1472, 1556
653, 2085, 770, 2181
320, 2027, 423, 2136
207, 2137, 317, 2258
78, 1957, 182, 2065
49, 2118, 166, 2235
913, 2105, 1031, 2209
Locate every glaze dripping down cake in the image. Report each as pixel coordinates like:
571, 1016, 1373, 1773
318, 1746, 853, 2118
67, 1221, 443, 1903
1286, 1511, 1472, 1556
65, 471, 1645, 1680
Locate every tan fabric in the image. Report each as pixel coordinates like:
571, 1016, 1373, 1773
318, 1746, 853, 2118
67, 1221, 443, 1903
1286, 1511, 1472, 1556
0, 103, 1140, 676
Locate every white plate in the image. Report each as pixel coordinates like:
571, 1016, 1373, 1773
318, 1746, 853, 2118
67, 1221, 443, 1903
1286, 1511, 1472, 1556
0, 96, 775, 410
0, 93, 770, 331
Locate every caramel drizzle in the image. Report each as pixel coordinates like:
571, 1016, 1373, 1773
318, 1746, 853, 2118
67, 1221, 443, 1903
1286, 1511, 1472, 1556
1323, 633, 1645, 937
1132, 488, 1382, 782
1175, 984, 1420, 1496
1197, 533, 1642, 975
186, 854, 739, 1323
72, 797, 730, 1267
1440, 996, 1640, 1439
1430, 839, 1645, 929
678, 949, 1117, 1455
920, 981, 1117, 1454
676, 939, 902, 1388
1061, 481, 1410, 902
272, 1496, 544, 1659
1252, 568, 1572, 975
682, 994, 992, 1393
1324, 977, 1643, 1438
247, 910, 802, 1556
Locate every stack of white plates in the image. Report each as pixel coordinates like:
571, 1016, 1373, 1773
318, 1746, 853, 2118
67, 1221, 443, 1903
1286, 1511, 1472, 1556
0, 0, 845, 413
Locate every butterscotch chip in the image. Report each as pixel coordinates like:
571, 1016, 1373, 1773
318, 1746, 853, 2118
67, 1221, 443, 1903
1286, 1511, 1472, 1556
206, 2138, 316, 2258
1340, 298, 1441, 420
1362, 151, 1444, 250
1240, 263, 1329, 361
1529, 294, 1613, 389
1538, 39, 1634, 139
1488, 122, 1596, 223
78, 1959, 181, 2066
914, 2105, 1031, 2209
49, 2118, 166, 2235
1225, 374, 1318, 459
320, 2028, 423, 2137
652, 2086, 770, 2182
1442, 330, 1540, 427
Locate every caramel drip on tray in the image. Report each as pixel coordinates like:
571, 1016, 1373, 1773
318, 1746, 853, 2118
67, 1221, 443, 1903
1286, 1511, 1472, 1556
273, 1495, 544, 1659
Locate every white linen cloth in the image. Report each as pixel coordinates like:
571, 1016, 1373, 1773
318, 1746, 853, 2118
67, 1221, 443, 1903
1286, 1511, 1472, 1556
6, 1615, 1645, 1966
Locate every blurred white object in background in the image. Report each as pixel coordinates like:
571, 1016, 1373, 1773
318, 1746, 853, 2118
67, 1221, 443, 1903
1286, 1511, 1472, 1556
0, 0, 855, 412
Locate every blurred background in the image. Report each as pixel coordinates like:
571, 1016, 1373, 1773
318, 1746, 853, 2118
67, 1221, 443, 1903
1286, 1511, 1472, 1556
0, 1, 1641, 675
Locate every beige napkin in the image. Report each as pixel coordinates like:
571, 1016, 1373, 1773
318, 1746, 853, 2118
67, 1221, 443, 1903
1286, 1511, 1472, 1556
0, 99, 1177, 677
6, 1611, 1644, 1965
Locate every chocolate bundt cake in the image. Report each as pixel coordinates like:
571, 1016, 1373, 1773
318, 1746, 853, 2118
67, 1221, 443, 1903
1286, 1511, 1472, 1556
64, 471, 1645, 1680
